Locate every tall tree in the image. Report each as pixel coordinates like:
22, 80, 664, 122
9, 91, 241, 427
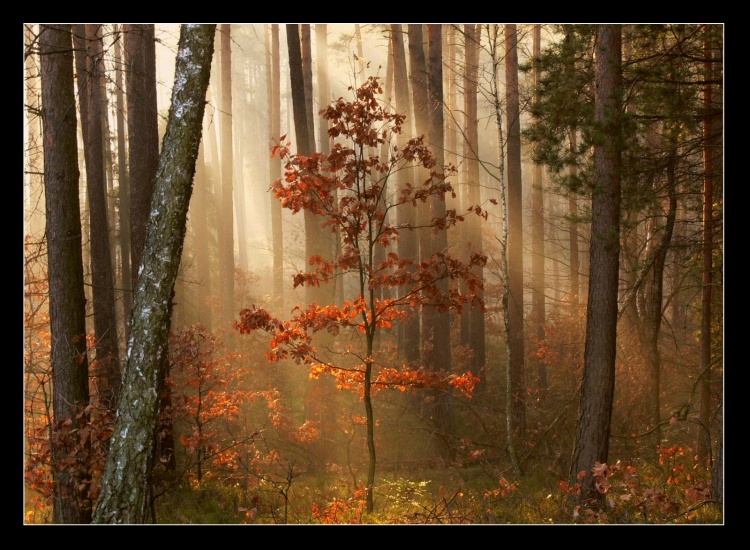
287, 24, 329, 311
505, 23, 525, 434
373, 29, 394, 305
462, 23, 486, 378
113, 25, 132, 335
407, 24, 433, 374
218, 24, 235, 324
192, 136, 213, 330
234, 60, 249, 274
24, 24, 44, 240
423, 24, 453, 456
269, 24, 283, 308
40, 23, 92, 525
93, 24, 216, 524
569, 24, 622, 501
73, 24, 121, 415
391, 24, 420, 370
530, 24, 547, 391
124, 24, 159, 292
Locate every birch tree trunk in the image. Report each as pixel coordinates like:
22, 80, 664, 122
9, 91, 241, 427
93, 24, 216, 524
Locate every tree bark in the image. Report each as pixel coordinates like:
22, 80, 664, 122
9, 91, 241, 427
270, 24, 284, 309
462, 24, 486, 379
505, 24, 525, 433
219, 24, 235, 324
530, 24, 547, 391
424, 24, 453, 457
40, 23, 92, 524
113, 26, 133, 336
192, 137, 213, 330
391, 24, 420, 370
124, 24, 159, 291
93, 24, 216, 524
570, 24, 622, 501
73, 24, 121, 415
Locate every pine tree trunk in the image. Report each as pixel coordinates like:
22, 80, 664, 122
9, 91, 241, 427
425, 24, 453, 458
570, 25, 622, 501
269, 24, 284, 309
391, 24, 420, 370
219, 24, 235, 324
530, 24, 547, 391
40, 23, 93, 524
505, 24, 526, 434
73, 24, 121, 415
113, 26, 133, 336
124, 24, 159, 289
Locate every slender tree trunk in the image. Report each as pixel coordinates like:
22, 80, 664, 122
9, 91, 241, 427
424, 24, 453, 458
530, 24, 547, 391
505, 24, 525, 434
192, 137, 212, 330
563, 29, 580, 308
313, 22, 339, 464
97, 30, 117, 270
93, 24, 216, 524
461, 24, 486, 380
570, 25, 622, 501
407, 24, 432, 376
641, 147, 678, 452
113, 26, 133, 336
24, 24, 45, 240
270, 24, 284, 309
235, 60, 249, 274
74, 24, 121, 416
373, 33, 393, 305
287, 24, 325, 311
124, 24, 159, 291
219, 24, 235, 324
40, 23, 92, 524
391, 24, 420, 370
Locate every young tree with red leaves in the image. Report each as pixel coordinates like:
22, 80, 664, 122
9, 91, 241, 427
235, 77, 484, 514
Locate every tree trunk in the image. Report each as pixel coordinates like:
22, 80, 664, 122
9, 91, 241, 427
391, 24, 420, 370
40, 23, 93, 524
113, 26, 133, 336
192, 137, 212, 330
569, 24, 622, 501
530, 24, 547, 391
235, 63, 249, 274
93, 24, 216, 524
463, 24, 486, 380
425, 24, 453, 458
563, 29, 580, 307
73, 24, 121, 416
219, 24, 235, 325
270, 24, 284, 309
407, 24, 432, 377
505, 24, 525, 434
124, 24, 159, 291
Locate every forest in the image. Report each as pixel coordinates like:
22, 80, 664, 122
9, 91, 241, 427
23, 23, 723, 524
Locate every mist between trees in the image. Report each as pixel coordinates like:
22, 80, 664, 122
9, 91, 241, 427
24, 23, 723, 524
